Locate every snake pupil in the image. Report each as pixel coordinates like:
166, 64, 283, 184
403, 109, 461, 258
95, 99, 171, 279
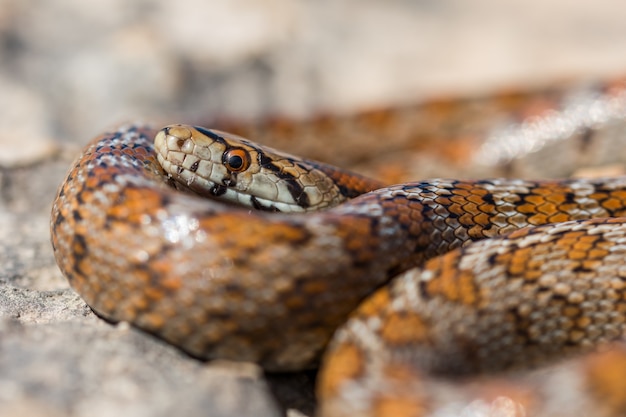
229, 155, 243, 169
223, 148, 250, 172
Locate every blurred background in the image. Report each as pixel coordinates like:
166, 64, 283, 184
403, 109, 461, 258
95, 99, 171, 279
2, 0, 626, 168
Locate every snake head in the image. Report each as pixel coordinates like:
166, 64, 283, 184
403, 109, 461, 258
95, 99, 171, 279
154, 124, 352, 212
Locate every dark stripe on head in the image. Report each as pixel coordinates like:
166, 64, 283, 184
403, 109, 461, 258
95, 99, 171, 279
257, 152, 310, 208
193, 126, 227, 146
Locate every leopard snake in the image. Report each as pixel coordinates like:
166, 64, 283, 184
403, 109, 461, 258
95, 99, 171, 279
51, 79, 626, 417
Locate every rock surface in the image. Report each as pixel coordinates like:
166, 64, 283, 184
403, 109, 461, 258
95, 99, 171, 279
1, 1, 626, 416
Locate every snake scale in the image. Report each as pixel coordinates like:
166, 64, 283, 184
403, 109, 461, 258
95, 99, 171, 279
51, 80, 626, 417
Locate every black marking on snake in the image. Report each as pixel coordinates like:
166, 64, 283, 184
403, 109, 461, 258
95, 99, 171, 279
257, 152, 310, 208
564, 191, 577, 204
190, 160, 199, 172
308, 159, 356, 198
211, 184, 227, 197
193, 126, 227, 146
75, 190, 86, 206
487, 252, 500, 266
72, 210, 82, 222
250, 196, 280, 212
482, 193, 495, 206
510, 192, 533, 207
251, 196, 262, 210
418, 279, 432, 300
165, 176, 178, 189
222, 177, 236, 187
53, 212, 66, 227
573, 264, 594, 273
71, 234, 88, 272
336, 182, 360, 199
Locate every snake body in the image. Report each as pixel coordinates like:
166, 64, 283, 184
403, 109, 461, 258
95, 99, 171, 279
51, 86, 626, 416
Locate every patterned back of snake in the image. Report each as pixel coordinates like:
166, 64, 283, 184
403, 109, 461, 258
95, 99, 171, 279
51, 78, 626, 417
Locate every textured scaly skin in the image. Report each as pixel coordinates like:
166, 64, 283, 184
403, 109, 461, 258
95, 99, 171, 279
319, 218, 626, 417
50, 81, 626, 416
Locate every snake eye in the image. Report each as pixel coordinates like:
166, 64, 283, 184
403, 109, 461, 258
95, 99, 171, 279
223, 148, 250, 172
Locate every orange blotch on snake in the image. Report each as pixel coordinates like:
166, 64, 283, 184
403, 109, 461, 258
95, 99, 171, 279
357, 288, 391, 317
588, 245, 609, 261
506, 247, 534, 276
381, 311, 430, 345
200, 214, 310, 251
527, 213, 548, 225
424, 255, 479, 305
383, 361, 422, 384
460, 202, 479, 216
577, 234, 601, 245
472, 212, 491, 226
584, 257, 605, 270
334, 219, 379, 263
555, 231, 585, 245
585, 345, 626, 415
601, 197, 625, 212
373, 395, 427, 417
503, 226, 531, 239
318, 342, 364, 398
515, 203, 536, 214
531, 186, 554, 197
125, 189, 165, 221
524, 194, 546, 205
105, 188, 162, 222
466, 193, 488, 206
477, 203, 496, 214
138, 312, 166, 330
450, 188, 470, 198
612, 189, 626, 200
547, 212, 571, 223
545, 191, 567, 204
537, 202, 557, 215
568, 250, 589, 260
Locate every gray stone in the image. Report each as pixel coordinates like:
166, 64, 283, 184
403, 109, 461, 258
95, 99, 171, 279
0, 318, 281, 417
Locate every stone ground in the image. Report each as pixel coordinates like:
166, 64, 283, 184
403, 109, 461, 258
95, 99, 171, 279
1, 1, 626, 416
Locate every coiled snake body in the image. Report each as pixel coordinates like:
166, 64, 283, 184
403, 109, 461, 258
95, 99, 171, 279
51, 84, 626, 417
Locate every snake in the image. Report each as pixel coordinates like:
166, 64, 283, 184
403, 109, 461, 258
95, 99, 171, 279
50, 82, 626, 417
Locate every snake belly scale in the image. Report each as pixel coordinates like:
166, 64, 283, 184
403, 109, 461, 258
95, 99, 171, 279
51, 122, 626, 417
